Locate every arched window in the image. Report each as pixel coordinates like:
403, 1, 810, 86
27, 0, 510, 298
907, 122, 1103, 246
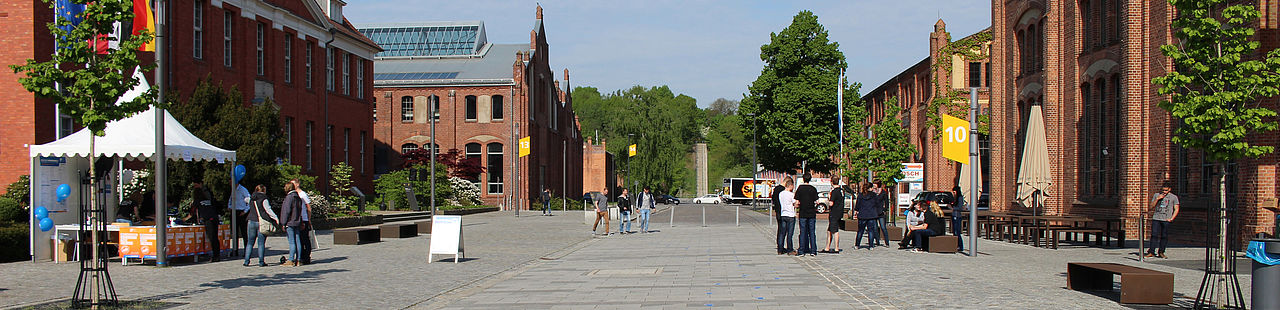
487, 143, 503, 194
465, 95, 477, 120
1096, 78, 1107, 196
491, 95, 504, 120
465, 143, 482, 160
400, 96, 414, 122
1028, 23, 1037, 71
401, 143, 418, 154
1017, 30, 1026, 74
1037, 19, 1046, 70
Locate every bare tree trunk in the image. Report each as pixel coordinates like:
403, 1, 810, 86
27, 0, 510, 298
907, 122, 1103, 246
1217, 162, 1228, 307
89, 123, 99, 309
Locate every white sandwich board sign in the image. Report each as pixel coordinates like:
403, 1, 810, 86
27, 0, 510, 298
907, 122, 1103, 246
428, 215, 465, 263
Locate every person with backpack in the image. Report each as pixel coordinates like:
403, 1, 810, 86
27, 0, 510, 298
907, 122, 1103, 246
244, 184, 279, 267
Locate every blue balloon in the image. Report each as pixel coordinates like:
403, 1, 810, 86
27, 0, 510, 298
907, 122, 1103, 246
39, 218, 54, 232
34, 206, 48, 220
233, 165, 247, 183
56, 184, 71, 202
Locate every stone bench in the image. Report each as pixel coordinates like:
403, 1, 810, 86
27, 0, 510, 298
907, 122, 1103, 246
333, 227, 380, 245
887, 226, 905, 241
380, 223, 417, 238
1068, 262, 1173, 304
415, 220, 432, 234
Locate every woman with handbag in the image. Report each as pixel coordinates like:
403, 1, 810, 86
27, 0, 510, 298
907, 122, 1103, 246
244, 184, 280, 267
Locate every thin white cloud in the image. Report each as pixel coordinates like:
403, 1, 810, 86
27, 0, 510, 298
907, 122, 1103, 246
344, 0, 990, 107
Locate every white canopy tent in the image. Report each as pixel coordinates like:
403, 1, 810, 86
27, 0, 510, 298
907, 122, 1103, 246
26, 73, 236, 261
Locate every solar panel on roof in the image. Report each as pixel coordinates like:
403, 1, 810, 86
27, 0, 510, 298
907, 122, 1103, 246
373, 72, 460, 81
359, 25, 483, 57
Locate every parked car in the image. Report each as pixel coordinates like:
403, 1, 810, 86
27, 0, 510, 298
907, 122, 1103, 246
656, 194, 681, 205
912, 191, 954, 209
692, 194, 722, 204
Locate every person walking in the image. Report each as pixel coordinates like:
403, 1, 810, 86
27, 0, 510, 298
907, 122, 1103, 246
280, 182, 305, 266
291, 179, 314, 265
854, 182, 882, 249
822, 175, 846, 254
191, 181, 221, 262
794, 173, 820, 257
591, 188, 611, 236
950, 186, 966, 252
618, 188, 632, 234
244, 184, 279, 267
1145, 185, 1180, 259
777, 178, 797, 255
638, 187, 656, 233
542, 188, 552, 216
772, 178, 787, 254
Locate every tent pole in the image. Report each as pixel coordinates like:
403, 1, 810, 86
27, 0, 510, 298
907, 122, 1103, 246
153, 0, 168, 267
230, 160, 237, 257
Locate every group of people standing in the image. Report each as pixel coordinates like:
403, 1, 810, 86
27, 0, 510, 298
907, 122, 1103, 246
772, 173, 902, 256
228, 179, 315, 267
591, 187, 657, 236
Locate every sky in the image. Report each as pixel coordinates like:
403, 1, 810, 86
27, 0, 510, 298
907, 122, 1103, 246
345, 0, 991, 108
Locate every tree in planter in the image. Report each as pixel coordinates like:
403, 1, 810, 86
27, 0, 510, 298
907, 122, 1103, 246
9, 0, 155, 305
328, 162, 357, 211
1153, 0, 1280, 307
843, 96, 915, 186
373, 164, 451, 211
740, 11, 847, 173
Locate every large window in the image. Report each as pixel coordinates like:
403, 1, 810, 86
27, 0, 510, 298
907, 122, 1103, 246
968, 62, 981, 88
326, 47, 334, 91
400, 96, 414, 122
305, 42, 313, 89
255, 22, 265, 75
305, 121, 313, 171
491, 95, 504, 120
326, 125, 333, 171
356, 59, 364, 99
401, 143, 418, 154
193, 0, 203, 59
342, 52, 350, 95
284, 117, 293, 161
487, 143, 503, 194
360, 131, 366, 174
465, 143, 482, 181
223, 11, 232, 67
283, 34, 292, 83
343, 128, 350, 164
465, 95, 477, 120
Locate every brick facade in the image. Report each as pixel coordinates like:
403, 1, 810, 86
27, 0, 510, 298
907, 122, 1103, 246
0, 0, 380, 193
581, 138, 615, 198
0, 1, 56, 189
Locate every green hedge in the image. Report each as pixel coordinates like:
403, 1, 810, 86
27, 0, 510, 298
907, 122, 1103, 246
0, 222, 29, 262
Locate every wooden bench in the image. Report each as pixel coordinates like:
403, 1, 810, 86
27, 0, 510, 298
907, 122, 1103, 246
887, 226, 905, 241
842, 219, 858, 232
380, 223, 417, 238
333, 227, 380, 245
1067, 263, 1173, 304
926, 235, 959, 253
415, 220, 432, 234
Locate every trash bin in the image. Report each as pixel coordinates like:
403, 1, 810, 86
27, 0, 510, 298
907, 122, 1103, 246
1247, 238, 1280, 310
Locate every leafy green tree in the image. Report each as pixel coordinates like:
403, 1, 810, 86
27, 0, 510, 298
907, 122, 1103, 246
843, 96, 915, 186
740, 11, 847, 173
572, 85, 703, 194
1153, 0, 1280, 287
275, 164, 316, 193
2, 176, 30, 208
168, 79, 286, 201
328, 162, 356, 209
372, 164, 450, 210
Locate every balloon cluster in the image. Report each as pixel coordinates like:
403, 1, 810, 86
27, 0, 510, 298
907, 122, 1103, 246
35, 206, 52, 232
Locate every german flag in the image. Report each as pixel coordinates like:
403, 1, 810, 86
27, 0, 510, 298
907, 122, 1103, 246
132, 0, 155, 51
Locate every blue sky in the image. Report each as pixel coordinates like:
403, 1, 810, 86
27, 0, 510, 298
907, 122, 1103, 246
345, 0, 991, 108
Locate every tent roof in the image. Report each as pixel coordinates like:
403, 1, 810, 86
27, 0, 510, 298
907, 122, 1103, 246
29, 107, 236, 162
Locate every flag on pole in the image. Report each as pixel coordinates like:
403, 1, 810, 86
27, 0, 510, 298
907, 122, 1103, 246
132, 0, 156, 51
837, 69, 844, 151
55, 0, 86, 50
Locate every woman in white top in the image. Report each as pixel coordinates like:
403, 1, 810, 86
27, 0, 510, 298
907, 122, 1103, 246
898, 201, 928, 249
777, 178, 797, 255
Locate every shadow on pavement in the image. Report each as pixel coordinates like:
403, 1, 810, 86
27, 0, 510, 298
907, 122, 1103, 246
197, 268, 348, 289
432, 257, 478, 263
1069, 287, 1194, 309
309, 256, 348, 264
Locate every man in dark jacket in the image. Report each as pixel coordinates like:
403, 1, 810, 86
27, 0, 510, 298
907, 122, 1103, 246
279, 186, 304, 266
854, 182, 881, 249
794, 174, 820, 256
192, 181, 221, 262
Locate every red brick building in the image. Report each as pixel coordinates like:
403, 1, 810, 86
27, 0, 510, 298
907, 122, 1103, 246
863, 20, 994, 195
988, 1, 1279, 243
0, 0, 382, 192
582, 138, 616, 198
361, 6, 584, 209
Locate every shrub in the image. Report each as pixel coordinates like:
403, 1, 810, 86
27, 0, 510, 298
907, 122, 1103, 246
0, 197, 24, 223
373, 164, 451, 211
449, 177, 482, 206
2, 175, 29, 206
0, 222, 29, 262
328, 162, 357, 210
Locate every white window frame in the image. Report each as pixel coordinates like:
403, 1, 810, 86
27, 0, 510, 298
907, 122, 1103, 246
360, 131, 366, 174
255, 22, 264, 75
223, 11, 232, 68
305, 121, 313, 171
343, 128, 350, 164
284, 117, 293, 161
305, 43, 313, 89
193, 0, 203, 59
283, 35, 292, 83
342, 52, 350, 95
326, 125, 333, 171
355, 58, 364, 98
326, 47, 334, 91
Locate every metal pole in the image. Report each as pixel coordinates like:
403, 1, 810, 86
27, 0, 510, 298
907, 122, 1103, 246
430, 97, 436, 217
670, 200, 675, 228
154, 0, 168, 267
968, 87, 979, 257
702, 203, 706, 227
1139, 212, 1146, 262
736, 205, 739, 226
562, 142, 566, 213
230, 160, 237, 256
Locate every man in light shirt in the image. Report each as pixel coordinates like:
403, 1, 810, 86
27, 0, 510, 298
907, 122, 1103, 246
777, 177, 797, 256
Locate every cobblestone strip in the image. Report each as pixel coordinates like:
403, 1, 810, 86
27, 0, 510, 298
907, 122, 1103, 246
407, 236, 601, 309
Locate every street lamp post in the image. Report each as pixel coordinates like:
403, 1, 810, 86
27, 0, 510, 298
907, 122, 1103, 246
746, 113, 765, 225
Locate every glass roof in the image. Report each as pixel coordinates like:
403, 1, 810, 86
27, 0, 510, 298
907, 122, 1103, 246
373, 72, 460, 81
359, 25, 486, 57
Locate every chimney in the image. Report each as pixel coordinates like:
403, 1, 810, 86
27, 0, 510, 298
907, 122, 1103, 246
530, 30, 537, 50
564, 69, 569, 81
536, 5, 543, 20
322, 0, 346, 21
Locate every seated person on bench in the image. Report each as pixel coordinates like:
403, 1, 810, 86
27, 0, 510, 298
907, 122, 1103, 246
909, 202, 946, 252
898, 201, 928, 249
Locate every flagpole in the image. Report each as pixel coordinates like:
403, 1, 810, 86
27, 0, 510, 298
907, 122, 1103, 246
837, 69, 844, 156
153, 0, 168, 267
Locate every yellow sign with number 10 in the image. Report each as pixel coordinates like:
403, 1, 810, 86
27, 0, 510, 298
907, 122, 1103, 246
941, 114, 970, 165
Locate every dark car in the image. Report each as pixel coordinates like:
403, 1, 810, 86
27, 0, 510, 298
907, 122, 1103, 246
656, 194, 681, 205
912, 191, 954, 209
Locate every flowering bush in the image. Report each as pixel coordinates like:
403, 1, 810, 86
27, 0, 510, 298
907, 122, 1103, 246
449, 177, 482, 206
121, 169, 151, 199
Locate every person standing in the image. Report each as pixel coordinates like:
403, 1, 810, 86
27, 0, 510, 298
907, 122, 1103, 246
950, 186, 966, 252
772, 178, 787, 254
291, 179, 314, 265
778, 178, 797, 255
244, 184, 279, 267
794, 174, 820, 257
875, 182, 891, 246
638, 187, 656, 233
229, 183, 250, 256
279, 183, 304, 266
854, 182, 881, 249
618, 188, 632, 234
591, 188, 611, 236
542, 188, 552, 216
1145, 185, 1180, 259
191, 181, 221, 262
822, 175, 846, 254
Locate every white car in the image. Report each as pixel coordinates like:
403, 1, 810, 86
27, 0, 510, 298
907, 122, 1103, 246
692, 194, 722, 204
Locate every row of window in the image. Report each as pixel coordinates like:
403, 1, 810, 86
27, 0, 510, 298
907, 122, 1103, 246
192, 0, 366, 98
1078, 74, 1123, 198
1017, 18, 1046, 75
396, 95, 504, 122
284, 117, 367, 174
1080, 0, 1123, 50
400, 142, 505, 194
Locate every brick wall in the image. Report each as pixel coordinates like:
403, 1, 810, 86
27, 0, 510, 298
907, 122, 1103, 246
0, 1, 55, 191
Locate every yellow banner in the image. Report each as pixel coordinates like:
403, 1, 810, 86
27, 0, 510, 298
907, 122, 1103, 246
628, 144, 637, 157
942, 114, 970, 165
519, 136, 531, 157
